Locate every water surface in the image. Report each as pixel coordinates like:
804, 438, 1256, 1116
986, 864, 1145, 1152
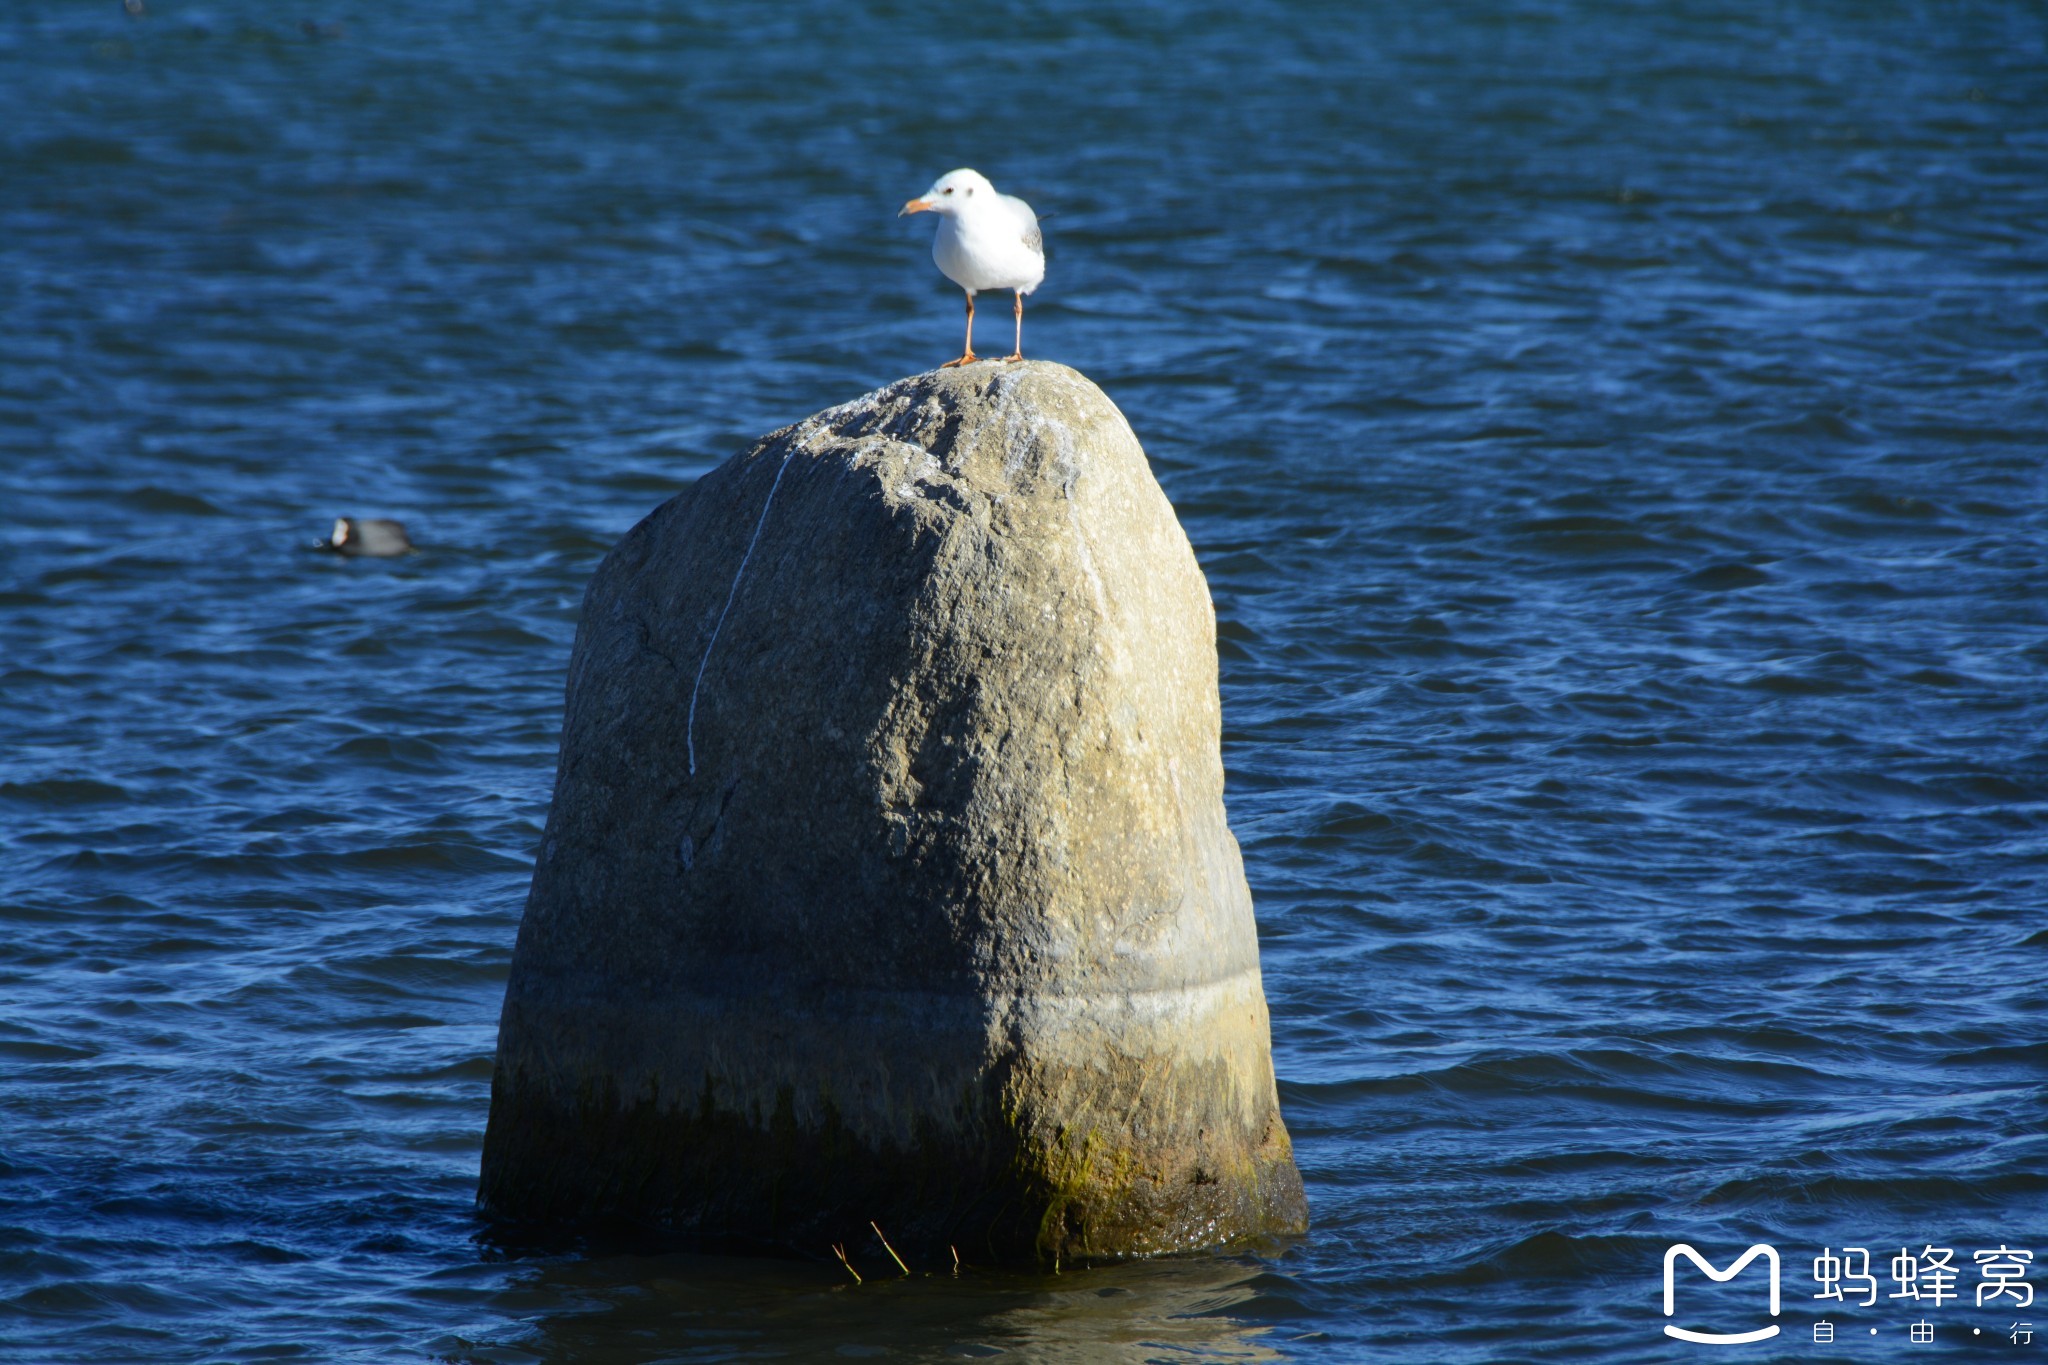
3, 1, 2046, 1360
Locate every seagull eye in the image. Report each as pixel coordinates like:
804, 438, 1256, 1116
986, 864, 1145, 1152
943, 187, 953, 195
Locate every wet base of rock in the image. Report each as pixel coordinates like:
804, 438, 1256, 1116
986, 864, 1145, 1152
479, 1067, 1307, 1264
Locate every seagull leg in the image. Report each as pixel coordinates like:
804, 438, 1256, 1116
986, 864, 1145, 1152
941, 293, 979, 367
1002, 291, 1025, 362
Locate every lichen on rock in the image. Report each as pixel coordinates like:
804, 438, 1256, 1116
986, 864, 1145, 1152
479, 360, 1308, 1261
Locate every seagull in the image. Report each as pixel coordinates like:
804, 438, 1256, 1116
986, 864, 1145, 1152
900, 169, 1045, 367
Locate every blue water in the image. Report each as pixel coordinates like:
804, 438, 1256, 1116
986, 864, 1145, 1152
4, 1, 2045, 1360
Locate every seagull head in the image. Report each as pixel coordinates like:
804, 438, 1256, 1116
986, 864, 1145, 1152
900, 168, 995, 218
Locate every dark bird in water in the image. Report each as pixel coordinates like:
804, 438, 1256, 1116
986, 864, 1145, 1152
317, 517, 414, 557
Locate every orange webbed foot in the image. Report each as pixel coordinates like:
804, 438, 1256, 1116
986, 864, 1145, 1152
940, 353, 981, 368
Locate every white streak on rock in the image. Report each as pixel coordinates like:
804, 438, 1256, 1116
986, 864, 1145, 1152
686, 445, 798, 776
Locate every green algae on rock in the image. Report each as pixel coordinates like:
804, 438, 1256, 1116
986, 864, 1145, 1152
478, 361, 1307, 1261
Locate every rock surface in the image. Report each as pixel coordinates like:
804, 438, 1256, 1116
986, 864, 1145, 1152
478, 360, 1307, 1261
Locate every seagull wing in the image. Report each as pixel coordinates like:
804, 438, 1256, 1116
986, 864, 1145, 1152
1003, 194, 1044, 257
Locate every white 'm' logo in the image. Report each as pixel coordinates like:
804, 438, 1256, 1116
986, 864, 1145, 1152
1663, 1243, 1782, 1344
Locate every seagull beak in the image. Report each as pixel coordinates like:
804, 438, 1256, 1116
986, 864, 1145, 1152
899, 198, 935, 217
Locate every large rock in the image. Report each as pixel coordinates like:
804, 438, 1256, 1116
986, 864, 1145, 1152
479, 361, 1307, 1261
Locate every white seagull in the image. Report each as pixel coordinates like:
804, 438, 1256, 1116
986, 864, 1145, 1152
900, 168, 1045, 367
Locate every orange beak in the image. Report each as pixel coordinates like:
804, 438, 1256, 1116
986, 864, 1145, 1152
899, 197, 935, 217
